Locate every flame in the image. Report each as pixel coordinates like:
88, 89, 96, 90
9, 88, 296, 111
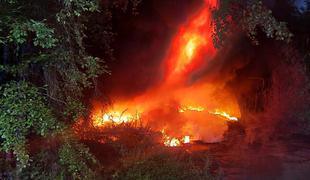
179, 105, 205, 113
179, 105, 239, 121
164, 2, 216, 83
92, 105, 238, 128
93, 111, 133, 127
162, 129, 190, 147
164, 136, 190, 147
211, 109, 239, 121
165, 138, 181, 147
185, 37, 198, 59
183, 136, 190, 144
91, 105, 141, 127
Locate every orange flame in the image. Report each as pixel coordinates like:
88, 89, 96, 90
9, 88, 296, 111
179, 105, 239, 121
164, 2, 216, 83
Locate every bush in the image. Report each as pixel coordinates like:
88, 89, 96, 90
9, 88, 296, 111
113, 148, 215, 180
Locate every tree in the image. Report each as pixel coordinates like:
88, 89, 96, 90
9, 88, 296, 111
0, 0, 141, 178
212, 0, 293, 47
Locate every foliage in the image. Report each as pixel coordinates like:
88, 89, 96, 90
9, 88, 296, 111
18, 149, 60, 180
0, 81, 58, 169
0, 0, 103, 175
7, 20, 57, 48
58, 133, 98, 180
212, 0, 293, 47
18, 132, 99, 180
0, 0, 108, 119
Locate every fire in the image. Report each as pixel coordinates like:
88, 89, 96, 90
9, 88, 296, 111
89, 104, 238, 146
165, 138, 181, 147
174, 33, 207, 74
179, 105, 239, 121
162, 130, 190, 147
212, 109, 238, 121
74, 0, 241, 146
164, 2, 216, 82
92, 108, 140, 127
92, 105, 238, 128
185, 37, 197, 59
179, 105, 205, 113
183, 136, 190, 144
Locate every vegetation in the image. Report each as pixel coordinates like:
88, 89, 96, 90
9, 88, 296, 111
0, 0, 141, 178
74, 123, 217, 180
113, 149, 214, 180
0, 81, 58, 169
212, 0, 293, 47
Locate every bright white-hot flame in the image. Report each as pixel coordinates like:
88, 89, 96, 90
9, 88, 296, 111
168, 138, 181, 147
183, 136, 190, 144
102, 112, 132, 123
162, 129, 190, 147
185, 38, 197, 59
93, 110, 136, 127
